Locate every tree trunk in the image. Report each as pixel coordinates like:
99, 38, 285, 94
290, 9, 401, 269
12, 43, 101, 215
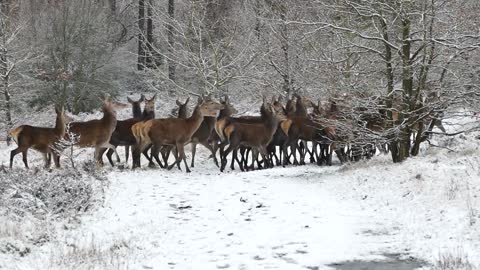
109, 0, 116, 15
145, 0, 154, 68
279, 4, 291, 97
167, 0, 176, 82
1, 0, 12, 145
137, 0, 146, 70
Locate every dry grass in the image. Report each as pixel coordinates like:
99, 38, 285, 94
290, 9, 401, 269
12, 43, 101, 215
49, 237, 132, 270
435, 250, 476, 270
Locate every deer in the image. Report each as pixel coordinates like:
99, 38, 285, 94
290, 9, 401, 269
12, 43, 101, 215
132, 96, 224, 172
215, 97, 269, 171
219, 101, 285, 172
98, 94, 156, 167
148, 97, 190, 168
281, 95, 337, 167
121, 94, 145, 162
65, 95, 128, 166
266, 97, 291, 166
189, 94, 219, 168
9, 106, 71, 169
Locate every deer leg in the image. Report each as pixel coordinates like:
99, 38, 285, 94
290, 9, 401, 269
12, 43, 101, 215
21, 150, 29, 169
190, 143, 197, 168
106, 148, 115, 167
201, 141, 218, 167
253, 149, 262, 170
281, 143, 289, 167
300, 141, 307, 165
151, 145, 164, 168
160, 146, 170, 168
252, 148, 261, 170
235, 148, 244, 172
114, 146, 120, 163
125, 145, 130, 163
131, 144, 142, 169
291, 142, 300, 165
52, 152, 61, 168
42, 153, 50, 169
221, 144, 236, 172
94, 147, 104, 167
104, 143, 119, 160
259, 145, 270, 169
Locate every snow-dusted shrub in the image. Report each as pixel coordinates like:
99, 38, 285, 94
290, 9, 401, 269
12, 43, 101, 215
0, 163, 106, 219
0, 163, 107, 256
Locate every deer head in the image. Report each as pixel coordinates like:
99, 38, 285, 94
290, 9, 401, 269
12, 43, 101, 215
197, 96, 224, 117
221, 95, 238, 115
175, 97, 190, 118
144, 94, 157, 112
101, 95, 128, 116
55, 106, 73, 124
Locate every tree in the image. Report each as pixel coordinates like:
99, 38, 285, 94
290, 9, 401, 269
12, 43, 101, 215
278, 0, 480, 162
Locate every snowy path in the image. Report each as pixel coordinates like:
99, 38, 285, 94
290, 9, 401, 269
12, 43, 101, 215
67, 161, 401, 270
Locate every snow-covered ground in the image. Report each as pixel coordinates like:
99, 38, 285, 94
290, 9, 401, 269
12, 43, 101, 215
1, 111, 479, 270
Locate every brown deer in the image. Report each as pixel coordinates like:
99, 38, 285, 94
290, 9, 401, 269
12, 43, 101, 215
132, 97, 224, 172
215, 98, 268, 170
99, 94, 156, 166
66, 95, 128, 166
148, 97, 190, 168
190, 95, 218, 168
121, 94, 145, 162
219, 102, 285, 172
281, 95, 336, 167
9, 106, 71, 169
266, 97, 291, 166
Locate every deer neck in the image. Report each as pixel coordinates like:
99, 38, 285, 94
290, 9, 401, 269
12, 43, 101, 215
54, 114, 66, 137
264, 113, 279, 136
102, 107, 117, 126
132, 104, 142, 118
142, 108, 155, 120
186, 106, 204, 134
295, 102, 307, 117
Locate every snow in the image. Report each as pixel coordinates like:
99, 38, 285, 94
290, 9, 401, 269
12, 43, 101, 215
1, 113, 479, 269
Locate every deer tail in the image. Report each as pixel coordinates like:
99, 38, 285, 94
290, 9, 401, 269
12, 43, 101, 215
8, 126, 23, 145
132, 123, 142, 146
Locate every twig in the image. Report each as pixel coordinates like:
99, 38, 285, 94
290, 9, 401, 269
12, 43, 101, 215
426, 139, 456, 152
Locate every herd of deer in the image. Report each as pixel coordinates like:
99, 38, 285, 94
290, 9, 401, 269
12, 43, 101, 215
7, 93, 352, 172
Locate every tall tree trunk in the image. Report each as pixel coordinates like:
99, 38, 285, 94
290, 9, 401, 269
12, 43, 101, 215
279, 4, 291, 97
393, 18, 414, 163
137, 0, 146, 70
109, 0, 116, 15
1, 0, 12, 145
145, 0, 154, 68
167, 0, 176, 82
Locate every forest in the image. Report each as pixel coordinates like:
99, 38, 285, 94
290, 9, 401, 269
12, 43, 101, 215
1, 1, 480, 269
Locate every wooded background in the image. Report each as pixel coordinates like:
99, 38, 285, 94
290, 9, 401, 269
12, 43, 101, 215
1, 0, 480, 162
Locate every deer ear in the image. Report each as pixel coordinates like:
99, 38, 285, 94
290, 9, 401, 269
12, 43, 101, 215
151, 93, 157, 101
127, 97, 134, 103
197, 96, 203, 104
262, 95, 267, 105
176, 99, 182, 106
